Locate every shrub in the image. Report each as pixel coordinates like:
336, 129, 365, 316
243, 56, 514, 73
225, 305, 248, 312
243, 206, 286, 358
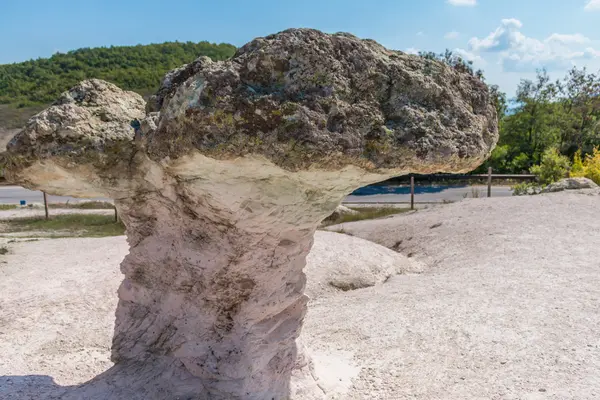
571, 150, 585, 176
510, 152, 532, 174
511, 182, 543, 196
569, 147, 600, 185
583, 148, 600, 184
530, 148, 571, 185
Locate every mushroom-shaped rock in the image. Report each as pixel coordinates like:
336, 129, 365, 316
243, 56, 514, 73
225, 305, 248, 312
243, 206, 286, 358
3, 29, 498, 400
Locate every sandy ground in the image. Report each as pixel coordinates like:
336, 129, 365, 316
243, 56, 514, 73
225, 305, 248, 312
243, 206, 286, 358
1, 190, 600, 399
0, 231, 413, 399
320, 190, 600, 399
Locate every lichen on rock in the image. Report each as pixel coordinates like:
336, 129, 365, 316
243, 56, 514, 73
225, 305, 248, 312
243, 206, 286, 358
542, 177, 599, 193
145, 29, 497, 173
3, 28, 499, 399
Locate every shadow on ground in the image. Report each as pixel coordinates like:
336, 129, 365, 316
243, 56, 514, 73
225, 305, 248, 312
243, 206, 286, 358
0, 375, 67, 400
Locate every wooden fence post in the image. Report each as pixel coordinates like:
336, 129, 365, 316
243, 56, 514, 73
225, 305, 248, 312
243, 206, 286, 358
43, 192, 49, 220
487, 167, 493, 198
410, 175, 415, 210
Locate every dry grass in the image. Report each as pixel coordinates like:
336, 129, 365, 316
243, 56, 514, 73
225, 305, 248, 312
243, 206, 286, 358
323, 206, 412, 227
48, 201, 115, 210
463, 187, 483, 199
0, 205, 17, 210
2, 214, 124, 238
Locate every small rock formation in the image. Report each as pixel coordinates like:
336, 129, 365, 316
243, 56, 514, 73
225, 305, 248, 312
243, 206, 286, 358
3, 29, 498, 399
322, 205, 359, 224
306, 231, 416, 295
543, 177, 599, 193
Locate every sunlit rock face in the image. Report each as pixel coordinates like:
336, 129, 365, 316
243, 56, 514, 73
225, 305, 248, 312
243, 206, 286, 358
4, 28, 498, 399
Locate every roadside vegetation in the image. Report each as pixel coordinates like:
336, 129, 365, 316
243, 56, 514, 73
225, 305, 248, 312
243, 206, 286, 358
322, 207, 412, 227
511, 146, 600, 195
1, 214, 125, 238
48, 201, 115, 210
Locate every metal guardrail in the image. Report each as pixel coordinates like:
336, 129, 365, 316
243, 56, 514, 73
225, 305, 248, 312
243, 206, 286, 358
383, 173, 537, 184
400, 168, 528, 209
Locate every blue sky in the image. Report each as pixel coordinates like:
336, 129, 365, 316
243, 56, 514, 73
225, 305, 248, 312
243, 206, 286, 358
1, 0, 599, 96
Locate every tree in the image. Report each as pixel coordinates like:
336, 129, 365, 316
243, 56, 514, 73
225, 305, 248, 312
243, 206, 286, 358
530, 148, 570, 185
498, 69, 561, 169
556, 67, 600, 155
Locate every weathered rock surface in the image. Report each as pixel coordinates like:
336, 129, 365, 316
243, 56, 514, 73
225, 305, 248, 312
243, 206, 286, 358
8, 79, 145, 156
305, 231, 419, 297
543, 177, 599, 193
5, 79, 146, 198
145, 29, 498, 172
3, 28, 498, 399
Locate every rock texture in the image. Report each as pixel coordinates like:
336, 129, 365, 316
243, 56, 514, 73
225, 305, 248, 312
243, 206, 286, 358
543, 177, 599, 193
305, 231, 420, 296
3, 29, 498, 399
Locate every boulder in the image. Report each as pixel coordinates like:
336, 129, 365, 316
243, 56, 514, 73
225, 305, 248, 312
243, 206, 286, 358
305, 231, 419, 298
2, 28, 498, 399
543, 177, 599, 193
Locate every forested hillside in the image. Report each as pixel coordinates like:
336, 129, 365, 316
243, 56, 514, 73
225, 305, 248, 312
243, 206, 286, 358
0, 41, 236, 128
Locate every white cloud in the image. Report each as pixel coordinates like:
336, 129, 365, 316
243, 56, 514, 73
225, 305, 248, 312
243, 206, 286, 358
416, 31, 425, 37
405, 48, 420, 55
445, 31, 460, 40
468, 18, 524, 52
546, 33, 590, 45
585, 47, 600, 57
447, 0, 477, 6
585, 0, 600, 11
467, 19, 599, 72
454, 48, 487, 65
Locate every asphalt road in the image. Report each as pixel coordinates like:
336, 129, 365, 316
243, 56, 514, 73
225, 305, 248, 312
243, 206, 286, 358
1, 185, 513, 205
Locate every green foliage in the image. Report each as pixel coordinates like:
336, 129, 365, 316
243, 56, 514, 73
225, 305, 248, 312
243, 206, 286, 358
571, 147, 600, 184
529, 148, 571, 185
571, 150, 585, 175
479, 67, 600, 174
0, 41, 236, 107
510, 153, 532, 173
418, 49, 482, 79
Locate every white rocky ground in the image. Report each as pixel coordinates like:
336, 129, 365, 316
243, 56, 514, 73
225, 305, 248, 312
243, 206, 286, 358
1, 191, 600, 399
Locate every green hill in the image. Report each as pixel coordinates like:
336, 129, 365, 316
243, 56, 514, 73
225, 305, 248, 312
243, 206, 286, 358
0, 41, 237, 128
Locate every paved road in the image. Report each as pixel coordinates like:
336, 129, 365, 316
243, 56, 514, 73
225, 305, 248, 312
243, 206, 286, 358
1, 185, 513, 205
346, 185, 513, 203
